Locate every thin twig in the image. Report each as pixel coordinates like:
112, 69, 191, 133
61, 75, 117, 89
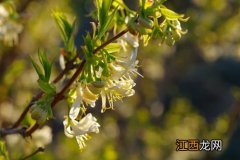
20, 147, 45, 160
94, 28, 129, 53
11, 92, 43, 128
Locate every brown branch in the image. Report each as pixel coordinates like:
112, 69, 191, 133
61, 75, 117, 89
24, 123, 39, 137
20, 147, 45, 160
0, 127, 26, 137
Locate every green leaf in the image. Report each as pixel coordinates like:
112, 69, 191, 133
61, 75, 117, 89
31, 50, 53, 83
34, 94, 54, 124
38, 50, 52, 82
160, 6, 184, 20
83, 33, 95, 59
104, 43, 121, 53
42, 95, 54, 119
31, 57, 44, 80
96, 0, 116, 39
53, 11, 76, 53
38, 79, 56, 95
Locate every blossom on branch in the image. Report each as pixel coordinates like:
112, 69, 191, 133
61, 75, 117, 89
63, 113, 100, 149
0, 3, 22, 46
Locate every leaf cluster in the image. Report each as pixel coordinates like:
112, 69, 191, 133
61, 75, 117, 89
31, 50, 55, 122
80, 32, 120, 83
31, 50, 55, 95
53, 11, 77, 58
127, 0, 189, 46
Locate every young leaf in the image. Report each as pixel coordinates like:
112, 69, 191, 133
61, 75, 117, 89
160, 6, 184, 20
38, 79, 56, 95
104, 43, 121, 53
38, 50, 52, 82
53, 11, 76, 54
31, 57, 44, 80
96, 0, 116, 39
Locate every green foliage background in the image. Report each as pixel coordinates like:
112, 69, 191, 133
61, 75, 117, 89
1, 0, 240, 159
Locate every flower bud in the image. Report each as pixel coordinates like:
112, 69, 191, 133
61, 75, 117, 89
138, 17, 154, 29
30, 104, 48, 125
127, 22, 138, 35
151, 10, 161, 18
87, 81, 106, 95
91, 81, 106, 88
145, 0, 154, 8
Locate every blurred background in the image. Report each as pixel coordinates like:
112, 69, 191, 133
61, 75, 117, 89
1, 0, 240, 159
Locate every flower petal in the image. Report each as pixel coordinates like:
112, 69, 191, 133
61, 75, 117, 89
69, 97, 81, 120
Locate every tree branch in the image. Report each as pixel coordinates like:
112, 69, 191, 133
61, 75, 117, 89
3, 28, 129, 137
0, 127, 26, 137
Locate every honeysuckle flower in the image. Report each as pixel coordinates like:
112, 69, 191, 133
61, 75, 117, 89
69, 83, 99, 120
75, 134, 91, 150
74, 84, 99, 108
0, 21, 23, 46
69, 96, 81, 120
100, 77, 136, 112
0, 5, 9, 18
64, 113, 100, 136
65, 31, 142, 148
63, 113, 100, 149
0, 4, 23, 46
109, 32, 140, 81
115, 32, 139, 67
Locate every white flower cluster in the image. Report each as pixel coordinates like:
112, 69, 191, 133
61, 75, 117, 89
0, 4, 22, 46
63, 32, 141, 149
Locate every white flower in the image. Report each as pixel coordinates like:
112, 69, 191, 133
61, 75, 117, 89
114, 32, 139, 68
77, 84, 99, 107
69, 96, 81, 120
64, 113, 100, 136
0, 4, 23, 46
0, 5, 9, 18
100, 77, 136, 112
63, 113, 100, 149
